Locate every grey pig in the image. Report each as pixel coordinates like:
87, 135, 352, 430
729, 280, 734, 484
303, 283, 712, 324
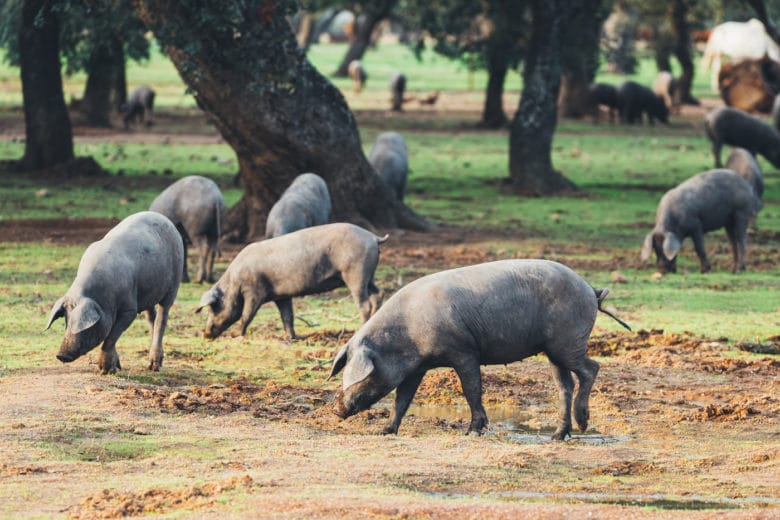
390, 71, 406, 111
640, 169, 760, 273
725, 148, 764, 201
197, 223, 387, 339
45, 211, 183, 374
121, 85, 155, 129
264, 173, 331, 238
329, 259, 630, 440
704, 106, 780, 168
368, 132, 409, 201
150, 175, 226, 283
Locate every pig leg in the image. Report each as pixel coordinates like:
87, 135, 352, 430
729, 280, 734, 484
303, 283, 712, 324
179, 233, 190, 283
345, 274, 373, 323
453, 361, 488, 434
148, 304, 169, 371
712, 140, 723, 168
194, 237, 209, 284
239, 295, 263, 337
205, 239, 217, 283
145, 308, 156, 333
367, 281, 382, 317
275, 298, 296, 339
691, 230, 711, 273
571, 356, 600, 433
382, 370, 426, 435
550, 364, 575, 440
726, 217, 749, 272
98, 310, 135, 374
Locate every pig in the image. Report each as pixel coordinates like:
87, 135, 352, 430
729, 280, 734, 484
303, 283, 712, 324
45, 211, 183, 374
347, 60, 367, 93
197, 223, 387, 340
390, 71, 406, 111
725, 147, 764, 201
640, 169, 761, 273
264, 173, 331, 238
617, 80, 669, 125
121, 85, 155, 129
367, 132, 409, 201
588, 83, 620, 123
150, 175, 226, 284
652, 70, 680, 114
773, 94, 780, 132
329, 259, 631, 440
704, 106, 780, 168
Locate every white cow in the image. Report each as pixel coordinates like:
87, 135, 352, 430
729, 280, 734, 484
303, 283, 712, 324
702, 18, 780, 92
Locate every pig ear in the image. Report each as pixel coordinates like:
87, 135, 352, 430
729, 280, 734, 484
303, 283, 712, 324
68, 298, 102, 334
639, 233, 654, 262
328, 343, 349, 380
342, 347, 375, 390
44, 297, 66, 331
662, 232, 681, 260
196, 287, 222, 313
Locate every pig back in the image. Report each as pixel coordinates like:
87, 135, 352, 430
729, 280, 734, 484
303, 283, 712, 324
74, 212, 183, 310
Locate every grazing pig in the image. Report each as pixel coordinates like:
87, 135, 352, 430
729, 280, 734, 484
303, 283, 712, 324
640, 169, 760, 273
390, 71, 406, 111
264, 173, 331, 238
617, 80, 669, 125
588, 83, 620, 123
725, 148, 764, 201
329, 259, 631, 440
368, 132, 409, 201
150, 175, 226, 284
45, 212, 183, 374
197, 223, 387, 339
347, 60, 367, 93
652, 71, 680, 113
121, 85, 155, 129
704, 106, 780, 168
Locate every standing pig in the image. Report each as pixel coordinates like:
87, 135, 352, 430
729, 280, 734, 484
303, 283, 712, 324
588, 83, 620, 123
330, 259, 630, 440
368, 132, 409, 201
121, 85, 155, 129
617, 80, 669, 125
264, 173, 331, 238
45, 212, 183, 374
197, 223, 387, 339
390, 71, 406, 112
725, 147, 764, 201
150, 175, 226, 283
640, 169, 761, 273
347, 60, 367, 93
704, 106, 780, 168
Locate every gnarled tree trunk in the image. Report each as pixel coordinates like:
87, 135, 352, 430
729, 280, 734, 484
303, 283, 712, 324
333, 0, 397, 77
80, 38, 125, 127
671, 0, 699, 105
508, 0, 575, 194
480, 39, 510, 128
18, 0, 74, 170
136, 1, 429, 241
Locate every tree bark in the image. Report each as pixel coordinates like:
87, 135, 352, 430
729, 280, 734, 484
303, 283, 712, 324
508, 0, 574, 194
671, 0, 699, 105
480, 39, 509, 128
135, 0, 429, 241
80, 39, 125, 127
18, 0, 74, 170
557, 75, 592, 119
744, 0, 780, 46
333, 0, 396, 77
110, 38, 128, 110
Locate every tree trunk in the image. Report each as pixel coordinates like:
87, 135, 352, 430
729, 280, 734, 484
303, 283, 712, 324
110, 38, 128, 110
480, 41, 509, 128
671, 0, 699, 105
80, 46, 119, 127
135, 1, 429, 241
18, 0, 74, 170
333, 0, 396, 77
508, 0, 575, 194
557, 75, 592, 118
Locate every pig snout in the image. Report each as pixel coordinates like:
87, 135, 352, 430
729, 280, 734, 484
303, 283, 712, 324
332, 389, 358, 419
56, 351, 75, 363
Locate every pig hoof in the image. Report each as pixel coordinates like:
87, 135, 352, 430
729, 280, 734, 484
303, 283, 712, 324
148, 359, 162, 371
381, 425, 398, 435
466, 418, 487, 435
550, 428, 571, 441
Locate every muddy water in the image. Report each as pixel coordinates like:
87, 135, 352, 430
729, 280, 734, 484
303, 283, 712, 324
405, 403, 629, 445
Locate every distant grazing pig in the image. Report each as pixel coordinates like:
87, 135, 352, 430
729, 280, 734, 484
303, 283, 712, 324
617, 80, 669, 125
368, 132, 409, 201
725, 148, 764, 201
652, 71, 680, 114
347, 60, 367, 93
588, 83, 619, 123
197, 223, 387, 339
45, 212, 183, 374
640, 169, 760, 273
264, 173, 331, 238
704, 106, 780, 168
330, 259, 630, 440
121, 85, 155, 129
390, 71, 406, 111
150, 175, 226, 284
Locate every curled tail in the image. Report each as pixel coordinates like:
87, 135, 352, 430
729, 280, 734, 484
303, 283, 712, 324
594, 288, 632, 331
376, 233, 390, 245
